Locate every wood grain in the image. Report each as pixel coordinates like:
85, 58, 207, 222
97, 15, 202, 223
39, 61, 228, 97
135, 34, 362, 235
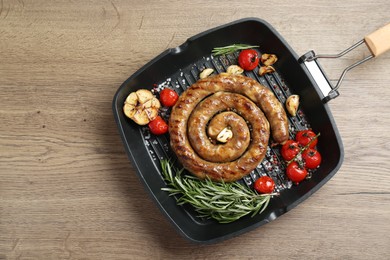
1, 0, 389, 259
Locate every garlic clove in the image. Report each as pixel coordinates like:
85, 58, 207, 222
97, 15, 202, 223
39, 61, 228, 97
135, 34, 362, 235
131, 109, 150, 125
285, 94, 300, 117
136, 89, 155, 104
216, 127, 233, 143
199, 68, 214, 79
226, 65, 244, 75
258, 65, 276, 76
261, 54, 278, 66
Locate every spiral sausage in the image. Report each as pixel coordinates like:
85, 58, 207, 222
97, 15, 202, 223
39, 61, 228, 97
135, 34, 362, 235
169, 73, 289, 182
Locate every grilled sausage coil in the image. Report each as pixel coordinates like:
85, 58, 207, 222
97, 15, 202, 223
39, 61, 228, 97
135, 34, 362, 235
169, 73, 289, 182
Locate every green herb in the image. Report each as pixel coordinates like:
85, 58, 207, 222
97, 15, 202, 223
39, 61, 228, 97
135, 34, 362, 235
160, 159, 275, 223
211, 44, 259, 56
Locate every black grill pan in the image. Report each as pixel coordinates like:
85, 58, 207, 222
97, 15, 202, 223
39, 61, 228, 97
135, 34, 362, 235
112, 18, 344, 243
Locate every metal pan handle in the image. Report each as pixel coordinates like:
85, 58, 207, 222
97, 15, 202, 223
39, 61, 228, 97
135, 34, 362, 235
299, 22, 390, 103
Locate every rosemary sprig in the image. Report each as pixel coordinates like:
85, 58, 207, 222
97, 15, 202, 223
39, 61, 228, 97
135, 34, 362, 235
211, 44, 259, 56
160, 159, 274, 223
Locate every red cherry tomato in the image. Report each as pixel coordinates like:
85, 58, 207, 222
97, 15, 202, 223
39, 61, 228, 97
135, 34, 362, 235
159, 88, 179, 107
286, 162, 308, 183
302, 148, 322, 169
148, 116, 168, 135
238, 49, 260, 71
295, 130, 318, 148
280, 140, 300, 161
254, 176, 275, 194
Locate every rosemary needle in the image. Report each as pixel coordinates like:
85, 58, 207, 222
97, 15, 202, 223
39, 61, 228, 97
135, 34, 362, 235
160, 159, 273, 223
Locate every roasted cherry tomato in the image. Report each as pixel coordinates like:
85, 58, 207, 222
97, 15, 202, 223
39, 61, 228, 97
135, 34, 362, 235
280, 140, 300, 161
295, 130, 318, 148
286, 162, 308, 183
302, 148, 322, 169
148, 116, 168, 135
254, 176, 275, 194
159, 88, 179, 107
238, 49, 260, 71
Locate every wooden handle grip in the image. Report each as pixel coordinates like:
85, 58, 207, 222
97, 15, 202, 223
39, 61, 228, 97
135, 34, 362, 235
364, 23, 390, 57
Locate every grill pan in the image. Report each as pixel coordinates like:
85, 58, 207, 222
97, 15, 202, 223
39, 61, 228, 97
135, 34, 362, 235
112, 18, 389, 243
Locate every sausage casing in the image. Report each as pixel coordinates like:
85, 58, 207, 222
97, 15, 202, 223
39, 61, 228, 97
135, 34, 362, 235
169, 73, 289, 182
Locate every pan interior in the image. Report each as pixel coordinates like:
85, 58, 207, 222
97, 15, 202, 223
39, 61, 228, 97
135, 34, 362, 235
112, 18, 344, 243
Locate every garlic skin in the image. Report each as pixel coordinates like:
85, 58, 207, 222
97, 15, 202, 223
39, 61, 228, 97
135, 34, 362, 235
285, 94, 300, 117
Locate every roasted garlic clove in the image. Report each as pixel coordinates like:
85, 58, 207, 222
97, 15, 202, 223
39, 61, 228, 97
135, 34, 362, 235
226, 65, 244, 75
123, 92, 138, 118
261, 54, 278, 66
258, 65, 276, 76
285, 94, 300, 117
136, 89, 155, 104
199, 68, 214, 79
216, 127, 233, 143
143, 98, 160, 122
123, 89, 161, 125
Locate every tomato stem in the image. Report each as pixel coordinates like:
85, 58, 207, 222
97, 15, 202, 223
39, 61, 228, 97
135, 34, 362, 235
286, 132, 320, 166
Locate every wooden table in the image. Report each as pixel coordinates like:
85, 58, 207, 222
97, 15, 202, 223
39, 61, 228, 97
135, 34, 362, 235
1, 0, 389, 259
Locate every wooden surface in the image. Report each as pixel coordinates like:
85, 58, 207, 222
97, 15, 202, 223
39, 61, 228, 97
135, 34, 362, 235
1, 0, 389, 259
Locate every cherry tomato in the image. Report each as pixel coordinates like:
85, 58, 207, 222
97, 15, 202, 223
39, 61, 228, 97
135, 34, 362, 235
302, 148, 322, 169
286, 162, 308, 183
295, 130, 318, 148
159, 88, 179, 107
254, 176, 275, 194
148, 116, 168, 135
280, 140, 300, 161
238, 49, 260, 71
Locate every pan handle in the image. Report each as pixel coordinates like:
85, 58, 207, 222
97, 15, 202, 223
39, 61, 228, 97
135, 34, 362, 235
299, 22, 390, 103
364, 23, 390, 57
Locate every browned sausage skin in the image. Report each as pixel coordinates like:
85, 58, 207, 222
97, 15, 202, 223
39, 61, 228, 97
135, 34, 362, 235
188, 92, 259, 163
169, 73, 289, 182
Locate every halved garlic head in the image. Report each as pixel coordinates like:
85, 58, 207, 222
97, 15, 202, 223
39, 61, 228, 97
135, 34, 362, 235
123, 89, 161, 125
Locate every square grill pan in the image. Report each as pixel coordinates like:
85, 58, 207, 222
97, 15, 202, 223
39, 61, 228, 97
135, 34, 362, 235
112, 18, 344, 243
